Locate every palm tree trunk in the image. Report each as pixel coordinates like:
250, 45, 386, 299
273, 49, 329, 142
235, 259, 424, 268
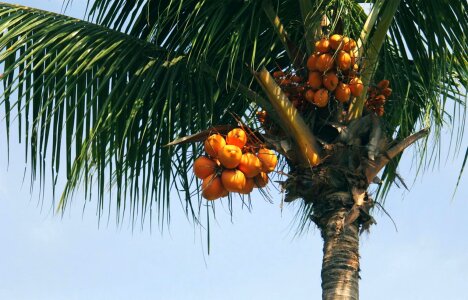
321, 209, 360, 300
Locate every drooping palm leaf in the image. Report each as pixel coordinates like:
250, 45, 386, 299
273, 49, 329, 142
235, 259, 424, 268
453, 147, 468, 198
375, 0, 467, 199
0, 3, 257, 225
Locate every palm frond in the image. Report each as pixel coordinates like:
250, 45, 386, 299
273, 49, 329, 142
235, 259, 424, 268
0, 3, 251, 225
453, 147, 467, 199
375, 0, 467, 199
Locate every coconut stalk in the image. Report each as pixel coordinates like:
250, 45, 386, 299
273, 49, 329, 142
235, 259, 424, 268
254, 67, 321, 166
356, 0, 385, 58
348, 0, 401, 121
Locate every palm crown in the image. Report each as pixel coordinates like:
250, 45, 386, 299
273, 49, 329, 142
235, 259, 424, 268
1, 0, 465, 222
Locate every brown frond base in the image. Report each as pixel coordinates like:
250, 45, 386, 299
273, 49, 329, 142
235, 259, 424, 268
282, 141, 375, 231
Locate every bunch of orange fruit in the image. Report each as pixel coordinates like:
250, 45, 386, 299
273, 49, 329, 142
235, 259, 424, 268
305, 34, 364, 108
193, 128, 278, 200
366, 79, 392, 116
272, 71, 307, 111
272, 34, 364, 111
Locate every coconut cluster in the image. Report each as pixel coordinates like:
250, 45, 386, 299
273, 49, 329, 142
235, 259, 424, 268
306, 34, 363, 106
274, 34, 364, 110
366, 79, 392, 116
193, 128, 278, 201
271, 71, 308, 111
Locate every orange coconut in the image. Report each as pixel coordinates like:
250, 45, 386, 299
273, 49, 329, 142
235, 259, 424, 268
218, 144, 242, 169
349, 49, 358, 65
304, 89, 315, 103
238, 152, 262, 178
308, 71, 322, 90
323, 71, 339, 91
329, 34, 344, 50
204, 134, 226, 158
307, 53, 319, 71
344, 38, 356, 52
193, 156, 217, 179
239, 178, 255, 194
202, 174, 227, 200
316, 53, 334, 72
221, 169, 246, 193
257, 149, 278, 172
315, 38, 330, 53
336, 51, 352, 71
342, 36, 350, 49
313, 88, 329, 108
349, 77, 364, 97
226, 128, 247, 148
334, 82, 351, 103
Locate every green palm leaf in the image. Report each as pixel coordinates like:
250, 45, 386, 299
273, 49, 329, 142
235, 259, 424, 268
374, 0, 467, 199
0, 3, 255, 224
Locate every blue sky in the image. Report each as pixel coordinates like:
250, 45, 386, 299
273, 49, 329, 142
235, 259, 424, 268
0, 1, 467, 299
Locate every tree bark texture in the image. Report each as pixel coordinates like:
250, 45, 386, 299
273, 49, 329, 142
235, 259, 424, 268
321, 209, 360, 300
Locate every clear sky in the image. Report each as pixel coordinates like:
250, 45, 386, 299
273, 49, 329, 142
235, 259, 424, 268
0, 1, 467, 300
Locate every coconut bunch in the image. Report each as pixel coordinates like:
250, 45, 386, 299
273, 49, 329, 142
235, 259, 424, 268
273, 34, 364, 112
193, 128, 278, 200
272, 71, 308, 111
366, 79, 392, 116
305, 34, 363, 107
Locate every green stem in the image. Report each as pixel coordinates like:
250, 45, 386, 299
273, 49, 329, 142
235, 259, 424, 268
356, 0, 385, 58
348, 0, 401, 121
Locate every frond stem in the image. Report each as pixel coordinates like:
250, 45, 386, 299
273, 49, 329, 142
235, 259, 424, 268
366, 127, 429, 183
348, 0, 400, 121
254, 67, 321, 166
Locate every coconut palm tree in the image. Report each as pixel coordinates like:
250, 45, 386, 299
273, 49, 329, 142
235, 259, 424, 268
0, 1, 466, 299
